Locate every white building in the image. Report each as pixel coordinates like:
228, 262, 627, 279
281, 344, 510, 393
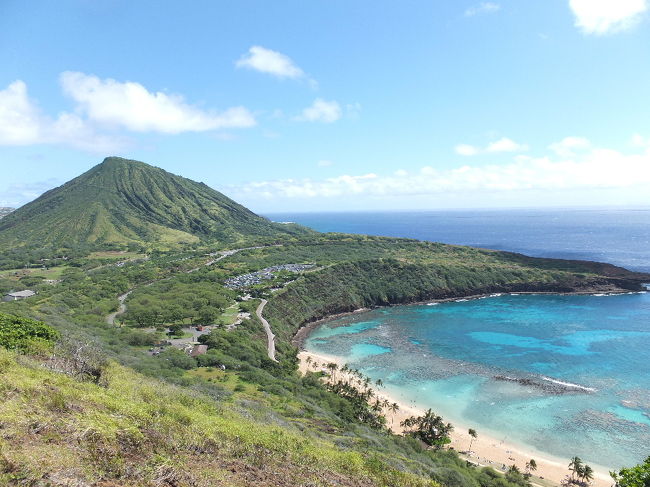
2, 290, 36, 302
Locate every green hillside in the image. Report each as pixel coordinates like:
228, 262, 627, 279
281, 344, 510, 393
0, 208, 13, 219
0, 157, 307, 249
1, 160, 648, 487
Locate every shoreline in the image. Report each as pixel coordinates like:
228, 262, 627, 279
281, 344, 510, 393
298, 350, 614, 487
291, 288, 647, 349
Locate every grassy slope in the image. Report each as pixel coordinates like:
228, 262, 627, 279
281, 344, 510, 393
2, 237, 646, 486
0, 157, 309, 250
0, 349, 438, 487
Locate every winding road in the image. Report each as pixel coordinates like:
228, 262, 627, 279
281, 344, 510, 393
105, 290, 132, 325
105, 246, 281, 362
256, 299, 278, 362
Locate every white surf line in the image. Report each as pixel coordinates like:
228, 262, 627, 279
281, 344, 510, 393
541, 376, 598, 392
256, 299, 278, 362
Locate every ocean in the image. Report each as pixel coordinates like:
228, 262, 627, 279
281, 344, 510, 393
266, 207, 650, 272
267, 208, 650, 469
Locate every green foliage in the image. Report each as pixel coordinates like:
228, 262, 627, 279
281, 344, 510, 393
0, 350, 439, 487
401, 409, 454, 449
610, 457, 650, 487
0, 312, 59, 353
0, 157, 311, 253
124, 276, 234, 326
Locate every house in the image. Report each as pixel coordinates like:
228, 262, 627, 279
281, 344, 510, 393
2, 290, 36, 302
189, 345, 208, 357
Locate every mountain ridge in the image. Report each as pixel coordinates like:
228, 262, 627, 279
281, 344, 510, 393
0, 157, 308, 249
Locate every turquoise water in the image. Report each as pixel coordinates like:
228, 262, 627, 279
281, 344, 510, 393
305, 292, 650, 469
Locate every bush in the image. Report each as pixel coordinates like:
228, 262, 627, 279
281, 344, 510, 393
158, 348, 196, 370
0, 312, 60, 353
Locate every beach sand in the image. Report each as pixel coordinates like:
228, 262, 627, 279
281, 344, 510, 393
298, 350, 613, 487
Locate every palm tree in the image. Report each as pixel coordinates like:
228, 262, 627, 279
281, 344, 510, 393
305, 356, 312, 369
388, 402, 399, 427
582, 465, 594, 485
569, 457, 584, 481
468, 428, 478, 452
326, 362, 338, 380
375, 378, 383, 388
525, 459, 537, 478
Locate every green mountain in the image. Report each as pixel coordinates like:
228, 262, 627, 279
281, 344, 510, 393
0, 157, 306, 249
0, 207, 13, 219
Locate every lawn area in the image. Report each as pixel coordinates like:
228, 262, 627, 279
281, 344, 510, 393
0, 265, 67, 281
221, 304, 240, 325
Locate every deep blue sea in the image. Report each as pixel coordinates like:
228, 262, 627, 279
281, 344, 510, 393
266, 207, 650, 272
267, 208, 650, 469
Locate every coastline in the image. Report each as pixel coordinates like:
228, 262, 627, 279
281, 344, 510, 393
298, 349, 614, 487
291, 288, 647, 349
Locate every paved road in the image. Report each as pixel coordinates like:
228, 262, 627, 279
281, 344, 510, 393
105, 246, 283, 363
106, 245, 267, 322
256, 299, 278, 362
105, 290, 132, 325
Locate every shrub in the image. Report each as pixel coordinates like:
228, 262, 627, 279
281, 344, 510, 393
0, 312, 60, 353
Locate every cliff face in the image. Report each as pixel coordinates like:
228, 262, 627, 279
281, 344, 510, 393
265, 257, 650, 344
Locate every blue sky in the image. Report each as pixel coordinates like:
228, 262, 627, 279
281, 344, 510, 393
1, 0, 649, 212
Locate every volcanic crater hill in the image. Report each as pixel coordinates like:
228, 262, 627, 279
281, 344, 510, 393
0, 157, 309, 249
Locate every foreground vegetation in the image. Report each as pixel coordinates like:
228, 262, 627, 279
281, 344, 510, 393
0, 313, 537, 487
1, 159, 648, 486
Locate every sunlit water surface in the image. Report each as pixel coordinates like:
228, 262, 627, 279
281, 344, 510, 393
305, 293, 650, 468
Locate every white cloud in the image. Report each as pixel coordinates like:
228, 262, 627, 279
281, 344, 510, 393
569, 0, 647, 35
236, 46, 305, 79
456, 137, 528, 156
0, 178, 61, 207
455, 144, 480, 156
226, 137, 650, 200
549, 136, 591, 157
60, 72, 256, 134
486, 137, 529, 153
295, 98, 342, 123
0, 81, 42, 145
465, 2, 501, 16
631, 133, 650, 147
0, 80, 125, 152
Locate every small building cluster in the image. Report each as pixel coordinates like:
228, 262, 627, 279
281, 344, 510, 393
225, 263, 315, 289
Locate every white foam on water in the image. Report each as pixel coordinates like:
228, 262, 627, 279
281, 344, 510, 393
541, 376, 597, 393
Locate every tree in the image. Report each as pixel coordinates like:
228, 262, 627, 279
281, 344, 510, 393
610, 456, 650, 487
167, 323, 183, 337
525, 459, 537, 478
326, 362, 338, 380
468, 428, 478, 452
400, 409, 453, 449
569, 457, 584, 481
582, 465, 594, 485
388, 402, 399, 427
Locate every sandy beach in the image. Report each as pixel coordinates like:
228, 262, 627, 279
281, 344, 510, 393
298, 350, 613, 487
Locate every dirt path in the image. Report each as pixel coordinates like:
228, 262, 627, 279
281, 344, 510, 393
105, 290, 132, 325
256, 299, 277, 362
